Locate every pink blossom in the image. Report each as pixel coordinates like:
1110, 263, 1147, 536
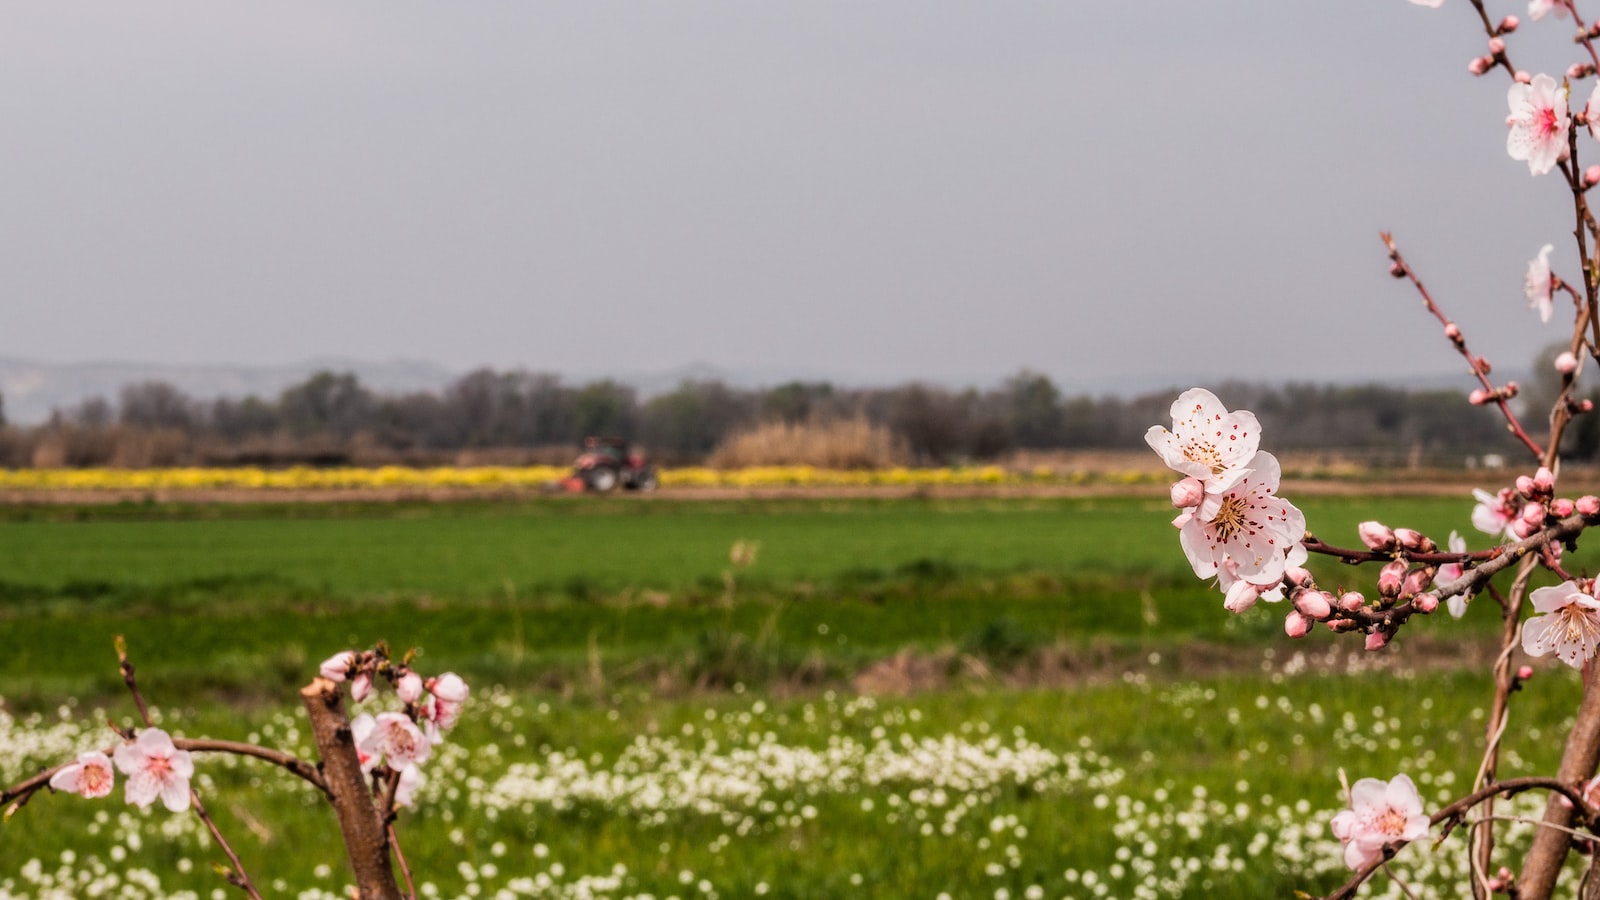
49, 751, 115, 799
1330, 774, 1431, 871
1507, 75, 1570, 176
1472, 487, 1518, 538
394, 764, 425, 808
350, 713, 377, 772
1435, 531, 1473, 618
1145, 388, 1260, 495
1556, 350, 1579, 374
358, 712, 431, 771
1529, 0, 1569, 21
351, 672, 373, 704
1589, 83, 1600, 140
1522, 580, 1600, 668
1178, 452, 1306, 585
113, 729, 194, 812
320, 651, 355, 683
1526, 244, 1555, 322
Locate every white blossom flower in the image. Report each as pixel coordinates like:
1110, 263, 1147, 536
48, 751, 115, 799
359, 712, 431, 771
1178, 452, 1305, 586
1522, 580, 1600, 668
113, 729, 194, 812
1145, 388, 1260, 495
1507, 74, 1570, 176
1526, 244, 1555, 322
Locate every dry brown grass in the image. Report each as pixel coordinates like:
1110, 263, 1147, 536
708, 417, 909, 469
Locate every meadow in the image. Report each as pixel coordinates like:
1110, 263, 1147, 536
0, 492, 1590, 898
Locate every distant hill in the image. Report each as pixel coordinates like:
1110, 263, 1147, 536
0, 357, 459, 425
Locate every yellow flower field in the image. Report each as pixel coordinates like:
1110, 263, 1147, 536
0, 464, 1164, 492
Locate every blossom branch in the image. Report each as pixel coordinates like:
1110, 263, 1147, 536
1382, 232, 1545, 459
1319, 777, 1593, 900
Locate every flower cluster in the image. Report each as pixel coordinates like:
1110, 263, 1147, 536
48, 728, 194, 813
1146, 388, 1307, 613
320, 649, 469, 808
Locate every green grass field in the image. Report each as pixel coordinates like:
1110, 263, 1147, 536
0, 494, 1589, 898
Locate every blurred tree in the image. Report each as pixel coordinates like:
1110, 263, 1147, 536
279, 371, 375, 439
118, 381, 194, 430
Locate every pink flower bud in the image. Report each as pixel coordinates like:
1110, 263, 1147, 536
1557, 351, 1580, 374
1515, 70, 1532, 84
1284, 611, 1311, 638
1516, 474, 1536, 496
1224, 580, 1263, 614
1444, 323, 1461, 340
396, 671, 424, 704
1569, 61, 1594, 79
1357, 521, 1396, 551
1580, 495, 1600, 516
1395, 528, 1425, 552
351, 672, 373, 704
1504, 380, 1520, 397
1587, 167, 1600, 187
1169, 477, 1205, 509
1339, 591, 1366, 612
1500, 14, 1519, 32
1378, 560, 1407, 597
320, 651, 355, 683
1284, 566, 1313, 588
1390, 261, 1407, 278
1365, 631, 1390, 652
1522, 502, 1546, 526
1293, 589, 1334, 620
1469, 56, 1492, 76
1554, 497, 1576, 517
1513, 517, 1539, 539
1469, 388, 1491, 405
1536, 466, 1556, 491
1403, 567, 1435, 597
1327, 618, 1357, 633
1518, 664, 1535, 680
1583, 399, 1596, 412
1490, 37, 1507, 55
1413, 592, 1439, 614
1477, 357, 1493, 376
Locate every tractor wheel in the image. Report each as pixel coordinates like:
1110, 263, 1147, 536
585, 466, 619, 493
634, 469, 659, 492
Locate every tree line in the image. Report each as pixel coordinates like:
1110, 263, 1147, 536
0, 366, 1575, 469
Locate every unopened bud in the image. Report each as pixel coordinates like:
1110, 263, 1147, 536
1554, 498, 1576, 517
1358, 521, 1396, 551
1327, 618, 1357, 632
1523, 502, 1546, 526
1558, 350, 1580, 373
1395, 528, 1425, 552
1365, 630, 1390, 652
1285, 566, 1313, 588
1378, 560, 1407, 597
396, 671, 424, 704
1505, 380, 1520, 397
1444, 323, 1461, 341
1583, 399, 1596, 412
1570, 61, 1595, 79
1403, 567, 1435, 597
1339, 591, 1366, 612
1517, 474, 1537, 496
1477, 357, 1493, 375
1413, 592, 1439, 614
1294, 590, 1334, 620
1536, 466, 1556, 492
1469, 388, 1492, 405
1513, 516, 1540, 539
1500, 14, 1519, 32
1390, 260, 1407, 277
1469, 55, 1493, 76
1579, 495, 1600, 516
1516, 70, 1532, 84
1518, 664, 1535, 680
1224, 580, 1262, 614
351, 671, 373, 704
1588, 167, 1600, 187
1170, 476, 1205, 509
1284, 611, 1311, 638
1491, 37, 1508, 55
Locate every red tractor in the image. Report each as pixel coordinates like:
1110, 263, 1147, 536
565, 436, 659, 493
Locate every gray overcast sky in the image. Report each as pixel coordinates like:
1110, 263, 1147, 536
0, 2, 1583, 391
